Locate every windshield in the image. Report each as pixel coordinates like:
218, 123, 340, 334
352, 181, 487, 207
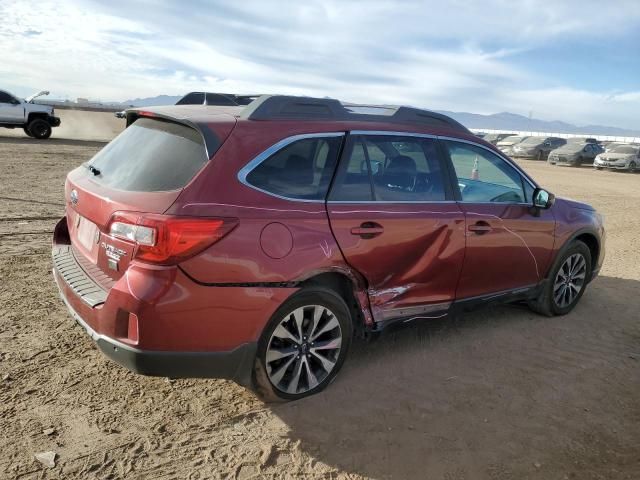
521, 137, 544, 145
499, 136, 524, 143
86, 118, 207, 192
611, 146, 638, 154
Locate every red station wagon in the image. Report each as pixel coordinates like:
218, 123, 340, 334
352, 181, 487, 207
52, 95, 605, 400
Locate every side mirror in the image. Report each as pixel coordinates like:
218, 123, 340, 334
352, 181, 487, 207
533, 188, 555, 209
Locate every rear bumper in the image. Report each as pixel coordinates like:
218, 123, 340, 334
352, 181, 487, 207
51, 215, 297, 385
56, 282, 257, 385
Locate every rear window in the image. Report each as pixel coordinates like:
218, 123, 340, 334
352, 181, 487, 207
244, 136, 342, 200
86, 118, 207, 192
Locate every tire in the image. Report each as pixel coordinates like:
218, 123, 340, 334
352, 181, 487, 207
629, 161, 637, 173
253, 287, 353, 401
27, 119, 52, 139
595, 167, 603, 171
23, 126, 34, 137
537, 150, 544, 161
528, 240, 592, 317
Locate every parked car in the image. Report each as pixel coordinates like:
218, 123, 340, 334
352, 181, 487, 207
496, 135, 528, 155
52, 95, 605, 400
511, 136, 566, 160
0, 89, 61, 139
604, 142, 627, 153
548, 141, 605, 166
481, 133, 512, 145
593, 144, 640, 172
177, 92, 260, 106
568, 137, 598, 144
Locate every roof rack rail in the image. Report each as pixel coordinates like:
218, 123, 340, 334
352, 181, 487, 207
240, 95, 470, 133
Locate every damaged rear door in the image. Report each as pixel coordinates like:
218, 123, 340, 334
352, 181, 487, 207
326, 132, 466, 324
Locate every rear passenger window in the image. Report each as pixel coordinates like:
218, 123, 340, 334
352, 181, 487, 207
329, 135, 447, 202
245, 136, 342, 200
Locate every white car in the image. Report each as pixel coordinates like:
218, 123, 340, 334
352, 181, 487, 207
0, 89, 61, 139
496, 135, 528, 155
594, 145, 640, 172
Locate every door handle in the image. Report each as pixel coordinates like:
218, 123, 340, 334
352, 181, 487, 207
350, 222, 384, 238
468, 221, 492, 234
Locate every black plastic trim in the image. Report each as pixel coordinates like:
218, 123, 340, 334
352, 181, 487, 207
240, 95, 471, 134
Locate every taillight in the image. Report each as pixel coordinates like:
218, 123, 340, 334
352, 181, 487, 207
108, 212, 238, 265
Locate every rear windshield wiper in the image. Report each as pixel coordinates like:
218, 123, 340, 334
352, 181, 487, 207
83, 162, 101, 176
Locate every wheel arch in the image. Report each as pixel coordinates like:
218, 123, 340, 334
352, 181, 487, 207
297, 269, 373, 337
27, 112, 50, 123
550, 228, 601, 280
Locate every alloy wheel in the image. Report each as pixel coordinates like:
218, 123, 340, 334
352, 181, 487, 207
265, 305, 342, 395
553, 253, 587, 308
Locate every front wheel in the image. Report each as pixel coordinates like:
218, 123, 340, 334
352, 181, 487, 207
23, 126, 34, 137
253, 287, 352, 401
27, 119, 52, 139
528, 240, 592, 316
629, 161, 637, 173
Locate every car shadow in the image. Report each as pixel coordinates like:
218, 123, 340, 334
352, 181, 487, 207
0, 136, 107, 148
270, 275, 640, 479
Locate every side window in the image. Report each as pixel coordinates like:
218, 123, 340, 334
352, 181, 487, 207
205, 93, 237, 106
0, 91, 15, 103
245, 136, 342, 201
176, 93, 205, 105
330, 135, 447, 202
444, 140, 527, 203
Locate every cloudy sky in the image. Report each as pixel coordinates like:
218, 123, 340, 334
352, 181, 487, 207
1, 0, 639, 129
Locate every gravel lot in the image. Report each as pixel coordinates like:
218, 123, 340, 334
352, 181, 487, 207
1, 136, 639, 479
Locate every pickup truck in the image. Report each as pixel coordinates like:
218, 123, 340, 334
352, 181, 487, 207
0, 90, 61, 139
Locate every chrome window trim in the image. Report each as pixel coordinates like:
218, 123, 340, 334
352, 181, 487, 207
349, 130, 438, 139
238, 130, 538, 206
237, 132, 345, 203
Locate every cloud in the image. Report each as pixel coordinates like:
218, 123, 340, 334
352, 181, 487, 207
1, 0, 639, 129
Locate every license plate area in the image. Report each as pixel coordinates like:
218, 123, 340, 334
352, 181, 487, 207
75, 214, 99, 252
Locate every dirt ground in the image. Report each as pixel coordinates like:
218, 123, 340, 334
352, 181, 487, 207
0, 136, 639, 480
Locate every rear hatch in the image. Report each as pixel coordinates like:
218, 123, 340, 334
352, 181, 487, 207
64, 115, 233, 285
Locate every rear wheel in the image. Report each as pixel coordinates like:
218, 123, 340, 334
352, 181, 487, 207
528, 240, 591, 316
253, 287, 352, 401
27, 119, 52, 139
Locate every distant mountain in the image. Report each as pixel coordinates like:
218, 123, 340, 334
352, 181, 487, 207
118, 95, 639, 137
122, 95, 182, 107
437, 110, 640, 137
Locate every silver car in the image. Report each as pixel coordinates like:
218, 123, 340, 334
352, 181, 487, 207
593, 144, 640, 172
496, 135, 528, 155
548, 141, 604, 167
511, 136, 566, 160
